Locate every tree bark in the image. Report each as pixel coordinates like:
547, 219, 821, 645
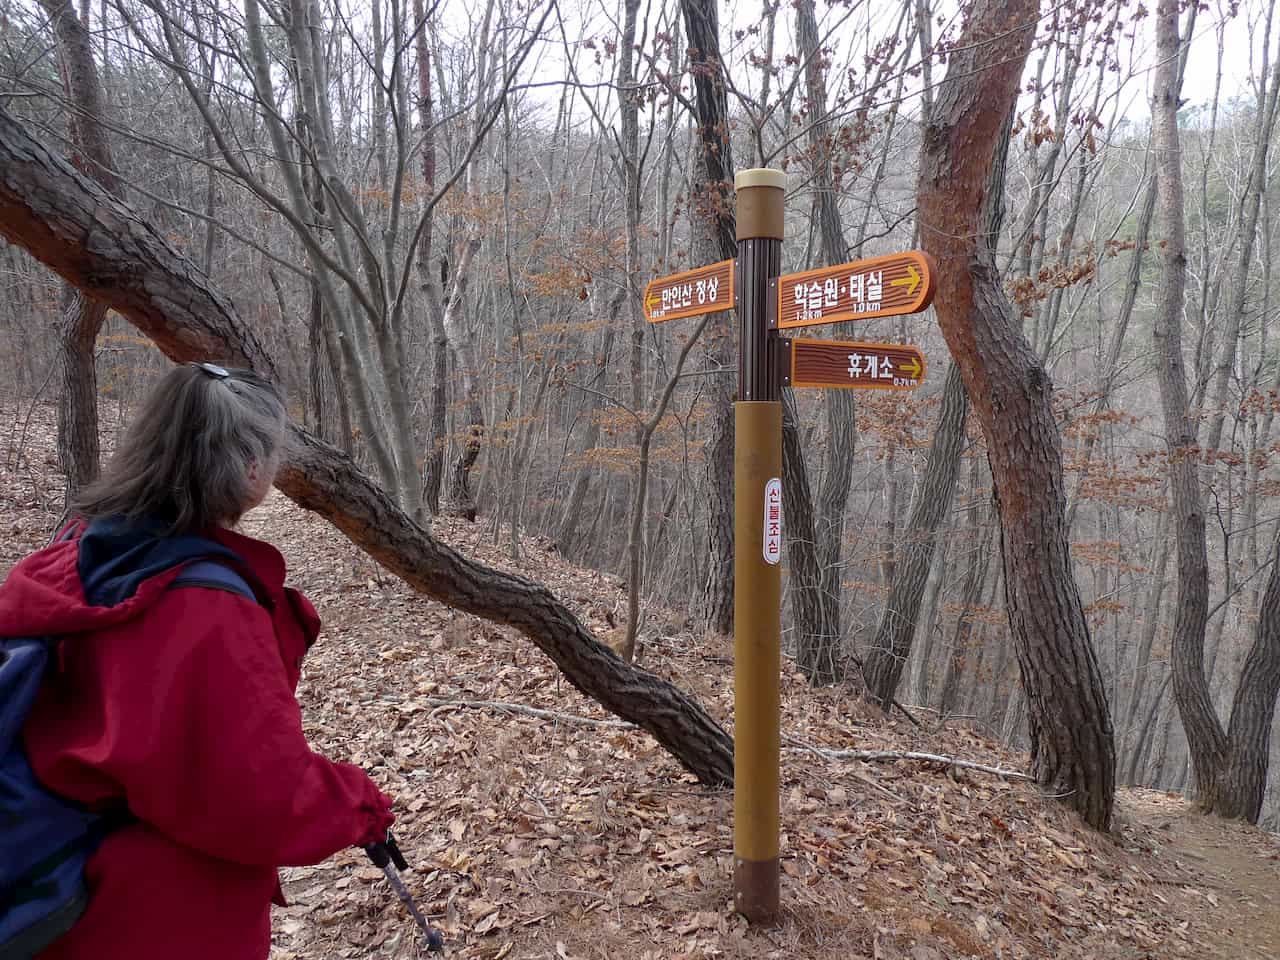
1217, 530, 1280, 820
939, 491, 995, 716
916, 0, 1116, 829
681, 0, 737, 636
0, 101, 734, 788
782, 392, 836, 678
1150, 0, 1228, 807
862, 344, 968, 709
41, 0, 117, 506
556, 297, 620, 554
793, 0, 851, 682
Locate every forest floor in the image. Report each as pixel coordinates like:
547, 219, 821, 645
2, 405, 1278, 960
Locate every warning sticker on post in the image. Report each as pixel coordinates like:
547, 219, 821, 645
763, 478, 782, 565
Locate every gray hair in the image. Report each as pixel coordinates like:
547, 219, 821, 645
75, 363, 287, 534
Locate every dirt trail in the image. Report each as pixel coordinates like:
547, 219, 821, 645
1119, 791, 1280, 960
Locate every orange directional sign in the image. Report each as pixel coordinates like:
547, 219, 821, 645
775, 250, 935, 329
780, 338, 926, 391
643, 259, 735, 323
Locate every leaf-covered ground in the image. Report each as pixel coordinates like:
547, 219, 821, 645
2, 406, 1277, 960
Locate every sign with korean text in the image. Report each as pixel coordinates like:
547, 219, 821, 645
643, 259, 735, 323
782, 338, 926, 391
762, 478, 782, 563
775, 251, 935, 329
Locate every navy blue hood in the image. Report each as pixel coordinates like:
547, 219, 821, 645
76, 517, 249, 608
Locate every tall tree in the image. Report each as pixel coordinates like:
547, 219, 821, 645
916, 0, 1116, 829
40, 0, 118, 505
788, 0, 851, 684
1152, 0, 1280, 822
680, 0, 737, 635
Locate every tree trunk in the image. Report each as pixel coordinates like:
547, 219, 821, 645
413, 0, 445, 516
41, 0, 118, 505
1150, 0, 1229, 807
916, 0, 1116, 829
556, 298, 620, 554
681, 0, 737, 636
794, 0, 852, 682
782, 392, 837, 678
1212, 528, 1280, 820
0, 101, 735, 788
862, 347, 968, 709
940, 498, 995, 716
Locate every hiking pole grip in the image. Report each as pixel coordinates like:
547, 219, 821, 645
384, 832, 409, 870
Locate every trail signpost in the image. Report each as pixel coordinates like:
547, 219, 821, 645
643, 170, 936, 925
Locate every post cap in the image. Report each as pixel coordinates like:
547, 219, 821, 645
734, 168, 787, 192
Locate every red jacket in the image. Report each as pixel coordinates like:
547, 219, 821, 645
0, 522, 393, 959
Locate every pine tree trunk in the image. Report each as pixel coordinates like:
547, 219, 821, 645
916, 0, 1116, 829
1212, 531, 1280, 820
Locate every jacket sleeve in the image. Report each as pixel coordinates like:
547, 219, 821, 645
91, 587, 394, 868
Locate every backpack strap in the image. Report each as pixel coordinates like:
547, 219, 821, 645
170, 560, 261, 605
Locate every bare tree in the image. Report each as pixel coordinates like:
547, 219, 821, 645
40, 0, 118, 505
917, 0, 1116, 829
680, 0, 737, 636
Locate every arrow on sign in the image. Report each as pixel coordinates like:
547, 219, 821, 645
890, 264, 922, 298
899, 356, 922, 379
642, 259, 736, 323
775, 250, 936, 329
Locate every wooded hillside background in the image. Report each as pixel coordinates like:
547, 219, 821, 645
1, 0, 1277, 828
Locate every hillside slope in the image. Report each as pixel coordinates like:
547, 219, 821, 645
1, 417, 1276, 959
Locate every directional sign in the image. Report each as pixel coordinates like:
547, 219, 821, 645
643, 259, 735, 323
780, 338, 926, 391
775, 250, 935, 329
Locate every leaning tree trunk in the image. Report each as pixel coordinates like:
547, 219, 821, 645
41, 0, 117, 505
916, 0, 1116, 829
0, 102, 734, 788
681, 0, 738, 636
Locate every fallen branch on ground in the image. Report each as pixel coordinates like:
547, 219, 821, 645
782, 737, 1032, 781
395, 695, 1029, 784
416, 697, 631, 728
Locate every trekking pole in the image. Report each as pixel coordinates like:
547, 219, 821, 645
364, 831, 445, 952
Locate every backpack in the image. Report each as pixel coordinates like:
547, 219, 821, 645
0, 559, 259, 960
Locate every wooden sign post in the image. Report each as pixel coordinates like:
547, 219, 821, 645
643, 169, 936, 925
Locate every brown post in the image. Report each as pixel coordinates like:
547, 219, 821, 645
732, 168, 785, 924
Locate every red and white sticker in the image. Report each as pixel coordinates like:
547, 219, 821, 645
763, 478, 782, 564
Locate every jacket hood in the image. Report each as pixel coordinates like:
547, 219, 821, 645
0, 516, 248, 638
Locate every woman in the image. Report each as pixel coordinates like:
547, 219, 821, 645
0, 363, 393, 958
